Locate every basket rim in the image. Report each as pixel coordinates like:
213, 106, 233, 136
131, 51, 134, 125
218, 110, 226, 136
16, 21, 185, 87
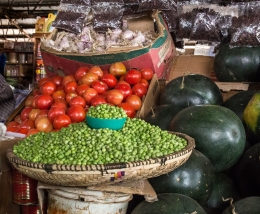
6, 132, 195, 174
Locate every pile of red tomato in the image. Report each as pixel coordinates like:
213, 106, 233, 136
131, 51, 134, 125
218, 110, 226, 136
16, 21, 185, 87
6, 62, 154, 136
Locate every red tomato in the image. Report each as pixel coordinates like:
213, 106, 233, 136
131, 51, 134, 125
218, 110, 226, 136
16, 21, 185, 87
28, 109, 41, 121
101, 74, 118, 89
48, 107, 66, 122
7, 121, 20, 129
35, 94, 53, 110
20, 119, 35, 129
33, 88, 41, 96
140, 79, 149, 88
40, 81, 57, 95
106, 89, 124, 105
132, 83, 148, 98
75, 67, 89, 82
140, 68, 154, 81
82, 88, 98, 105
115, 83, 132, 101
67, 105, 86, 123
109, 62, 126, 77
125, 69, 141, 85
35, 117, 53, 133
90, 95, 107, 107
118, 103, 136, 118
69, 96, 86, 108
51, 76, 63, 87
80, 73, 99, 86
26, 129, 40, 137
14, 115, 22, 124
64, 81, 78, 94
7, 126, 19, 132
56, 86, 64, 91
91, 80, 108, 94
17, 127, 30, 135
35, 110, 49, 120
62, 75, 76, 87
51, 102, 67, 111
88, 66, 104, 79
52, 90, 66, 100
65, 92, 78, 103
31, 95, 40, 108
20, 106, 33, 121
117, 80, 130, 87
125, 95, 142, 111
38, 77, 52, 87
119, 75, 125, 81
76, 84, 90, 96
25, 96, 34, 107
53, 98, 68, 107
53, 114, 72, 130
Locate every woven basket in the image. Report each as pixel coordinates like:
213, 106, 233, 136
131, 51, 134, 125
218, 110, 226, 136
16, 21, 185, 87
6, 132, 195, 187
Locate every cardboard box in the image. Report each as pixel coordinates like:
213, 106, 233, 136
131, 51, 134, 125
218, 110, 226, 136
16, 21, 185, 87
0, 138, 22, 214
40, 11, 175, 79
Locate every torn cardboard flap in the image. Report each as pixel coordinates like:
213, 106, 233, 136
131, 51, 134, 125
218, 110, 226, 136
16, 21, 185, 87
37, 179, 158, 212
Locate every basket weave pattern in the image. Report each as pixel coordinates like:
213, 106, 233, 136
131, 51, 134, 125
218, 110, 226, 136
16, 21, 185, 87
7, 132, 195, 187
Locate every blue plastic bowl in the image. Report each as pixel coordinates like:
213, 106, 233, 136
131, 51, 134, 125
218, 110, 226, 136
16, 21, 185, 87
86, 116, 127, 130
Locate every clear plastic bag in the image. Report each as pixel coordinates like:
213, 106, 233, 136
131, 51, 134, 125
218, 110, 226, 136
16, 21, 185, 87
138, 0, 170, 11
161, 9, 178, 32
230, 14, 260, 47
92, 2, 125, 32
190, 8, 221, 42
123, 3, 140, 15
52, 10, 88, 34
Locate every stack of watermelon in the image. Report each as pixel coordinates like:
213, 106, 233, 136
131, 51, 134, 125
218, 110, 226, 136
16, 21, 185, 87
128, 71, 260, 214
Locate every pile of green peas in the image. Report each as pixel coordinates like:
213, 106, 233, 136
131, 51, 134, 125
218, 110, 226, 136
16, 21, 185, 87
13, 118, 187, 165
87, 104, 127, 119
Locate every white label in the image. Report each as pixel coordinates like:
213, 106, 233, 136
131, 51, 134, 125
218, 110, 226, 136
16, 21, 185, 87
194, 45, 216, 57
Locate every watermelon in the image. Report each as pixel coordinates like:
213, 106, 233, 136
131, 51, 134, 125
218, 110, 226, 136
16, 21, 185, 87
222, 90, 257, 122
148, 149, 215, 205
206, 173, 240, 212
131, 193, 207, 214
214, 43, 260, 82
234, 143, 260, 198
169, 105, 246, 172
222, 197, 260, 214
160, 74, 223, 108
143, 104, 184, 130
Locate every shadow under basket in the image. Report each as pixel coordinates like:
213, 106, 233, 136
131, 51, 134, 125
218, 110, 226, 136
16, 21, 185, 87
6, 132, 195, 187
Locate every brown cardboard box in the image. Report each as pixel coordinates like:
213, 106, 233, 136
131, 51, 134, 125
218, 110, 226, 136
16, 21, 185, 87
169, 55, 215, 81
0, 138, 21, 214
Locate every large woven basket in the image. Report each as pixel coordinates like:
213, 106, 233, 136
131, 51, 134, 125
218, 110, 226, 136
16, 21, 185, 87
6, 132, 195, 187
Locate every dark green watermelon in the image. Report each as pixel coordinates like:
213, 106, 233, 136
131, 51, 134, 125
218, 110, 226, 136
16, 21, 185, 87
160, 74, 223, 108
131, 193, 207, 214
143, 104, 185, 130
234, 143, 260, 198
148, 149, 215, 205
214, 43, 260, 82
222, 197, 260, 214
222, 90, 257, 122
169, 105, 246, 173
206, 173, 240, 213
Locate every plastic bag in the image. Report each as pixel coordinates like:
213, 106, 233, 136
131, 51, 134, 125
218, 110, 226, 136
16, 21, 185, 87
161, 9, 178, 32
230, 14, 260, 47
52, 10, 87, 34
161, 0, 178, 32
92, 2, 125, 32
123, 3, 140, 15
190, 8, 221, 42
138, 0, 170, 11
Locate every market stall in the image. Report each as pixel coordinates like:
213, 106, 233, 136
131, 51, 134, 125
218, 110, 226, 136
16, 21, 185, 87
1, 0, 260, 213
